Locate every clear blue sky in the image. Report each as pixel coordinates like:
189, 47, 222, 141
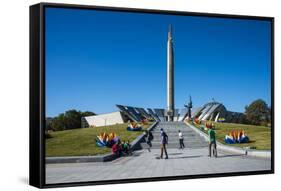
45, 7, 272, 117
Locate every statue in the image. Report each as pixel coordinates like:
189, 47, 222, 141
184, 95, 193, 120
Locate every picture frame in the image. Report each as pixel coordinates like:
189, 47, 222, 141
30, 2, 274, 188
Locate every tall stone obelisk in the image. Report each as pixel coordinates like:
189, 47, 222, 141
167, 25, 174, 122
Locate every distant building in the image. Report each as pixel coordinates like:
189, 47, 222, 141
81, 105, 187, 127
191, 102, 245, 123
82, 111, 125, 128
82, 102, 245, 127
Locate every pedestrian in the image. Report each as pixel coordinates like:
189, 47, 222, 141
121, 141, 131, 156
112, 140, 122, 157
160, 128, 168, 159
144, 130, 153, 152
121, 141, 128, 155
208, 126, 217, 157
125, 140, 132, 155
178, 130, 185, 149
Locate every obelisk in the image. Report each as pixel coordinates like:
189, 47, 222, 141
167, 25, 174, 122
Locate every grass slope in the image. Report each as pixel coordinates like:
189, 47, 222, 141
192, 122, 271, 150
46, 123, 152, 157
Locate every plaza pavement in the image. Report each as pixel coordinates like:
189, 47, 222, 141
46, 122, 271, 184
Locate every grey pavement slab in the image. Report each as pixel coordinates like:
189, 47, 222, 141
46, 122, 271, 184
46, 148, 271, 184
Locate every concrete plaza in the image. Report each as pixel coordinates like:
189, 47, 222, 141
46, 122, 271, 184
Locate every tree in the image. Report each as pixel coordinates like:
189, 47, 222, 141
81, 111, 96, 117
245, 99, 270, 126
64, 110, 83, 130
51, 113, 66, 131
45, 117, 53, 131
49, 110, 96, 131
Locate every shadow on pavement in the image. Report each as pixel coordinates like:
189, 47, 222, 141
170, 155, 203, 159
168, 152, 183, 156
155, 155, 203, 159
216, 154, 245, 158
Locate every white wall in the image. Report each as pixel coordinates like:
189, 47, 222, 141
0, 1, 280, 191
85, 112, 124, 127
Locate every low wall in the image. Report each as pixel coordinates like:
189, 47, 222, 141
185, 122, 271, 159
46, 121, 158, 164
46, 153, 118, 164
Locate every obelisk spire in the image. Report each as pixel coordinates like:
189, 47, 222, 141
167, 24, 175, 122
168, 24, 173, 40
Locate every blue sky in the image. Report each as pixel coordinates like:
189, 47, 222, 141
45, 7, 272, 117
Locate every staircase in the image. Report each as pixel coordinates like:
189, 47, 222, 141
149, 122, 208, 149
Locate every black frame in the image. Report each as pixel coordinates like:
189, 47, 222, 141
30, 2, 275, 188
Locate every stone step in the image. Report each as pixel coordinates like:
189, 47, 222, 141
151, 135, 201, 138
151, 132, 200, 135
141, 142, 207, 147
148, 144, 207, 149
151, 138, 205, 142
143, 142, 208, 148
152, 129, 193, 132
141, 122, 208, 149
151, 133, 203, 138
151, 133, 203, 137
150, 142, 208, 145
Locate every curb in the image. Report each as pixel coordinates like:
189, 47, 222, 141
185, 122, 271, 159
46, 122, 158, 164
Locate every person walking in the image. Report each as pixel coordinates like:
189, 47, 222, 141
144, 130, 153, 152
178, 130, 185, 149
208, 126, 217, 157
160, 128, 168, 159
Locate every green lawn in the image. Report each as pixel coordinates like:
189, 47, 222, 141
46, 122, 152, 157
191, 122, 271, 150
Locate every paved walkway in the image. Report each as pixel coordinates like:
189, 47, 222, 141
149, 122, 208, 149
46, 122, 271, 184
